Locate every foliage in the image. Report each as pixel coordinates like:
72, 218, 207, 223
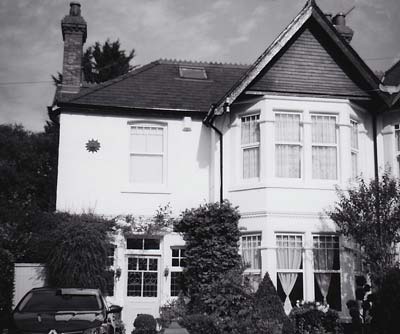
115, 203, 174, 236
132, 314, 157, 334
0, 123, 58, 261
326, 171, 400, 286
255, 272, 294, 334
289, 302, 342, 334
53, 39, 135, 85
174, 200, 242, 312
159, 294, 187, 328
46, 213, 115, 293
181, 314, 219, 334
0, 248, 14, 328
370, 268, 400, 334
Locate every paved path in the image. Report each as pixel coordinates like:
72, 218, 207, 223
164, 321, 189, 334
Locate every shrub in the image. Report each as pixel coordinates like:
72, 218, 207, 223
289, 302, 342, 334
159, 294, 187, 328
174, 200, 242, 312
132, 314, 157, 334
0, 248, 14, 330
46, 212, 115, 293
370, 267, 400, 334
181, 314, 219, 334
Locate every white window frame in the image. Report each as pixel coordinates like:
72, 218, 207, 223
170, 247, 186, 297
127, 256, 159, 298
274, 111, 303, 179
350, 120, 359, 180
240, 234, 262, 273
276, 233, 304, 275
128, 122, 167, 186
240, 113, 260, 180
311, 114, 338, 180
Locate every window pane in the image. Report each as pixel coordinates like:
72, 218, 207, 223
243, 147, 260, 178
396, 127, 400, 152
276, 145, 301, 178
130, 127, 146, 152
241, 115, 260, 145
144, 238, 160, 250
312, 115, 336, 144
172, 249, 179, 258
351, 121, 358, 150
130, 154, 163, 183
138, 258, 147, 271
351, 152, 358, 179
275, 113, 301, 142
143, 272, 158, 297
171, 272, 184, 297
276, 235, 303, 270
127, 239, 143, 250
146, 127, 163, 153
127, 272, 142, 297
148, 258, 158, 271
241, 235, 261, 270
312, 146, 337, 179
128, 257, 138, 270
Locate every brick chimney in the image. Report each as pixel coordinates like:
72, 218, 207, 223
332, 13, 354, 43
61, 2, 87, 94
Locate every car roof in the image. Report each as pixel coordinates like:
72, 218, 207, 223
29, 287, 102, 295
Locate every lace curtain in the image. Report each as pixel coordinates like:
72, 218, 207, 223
314, 238, 336, 304
277, 236, 302, 314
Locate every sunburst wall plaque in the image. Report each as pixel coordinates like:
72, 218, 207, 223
85, 139, 101, 153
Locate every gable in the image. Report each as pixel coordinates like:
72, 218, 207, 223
247, 22, 371, 99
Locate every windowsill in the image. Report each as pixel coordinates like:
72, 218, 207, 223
121, 184, 171, 194
229, 179, 342, 192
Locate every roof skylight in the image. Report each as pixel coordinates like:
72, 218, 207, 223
179, 66, 207, 80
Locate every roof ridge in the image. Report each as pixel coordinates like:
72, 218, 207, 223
157, 58, 250, 68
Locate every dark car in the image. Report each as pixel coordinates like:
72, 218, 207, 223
11, 287, 121, 334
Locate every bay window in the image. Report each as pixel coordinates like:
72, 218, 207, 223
313, 235, 341, 310
311, 115, 338, 180
129, 124, 165, 184
276, 234, 303, 314
241, 114, 260, 179
275, 112, 302, 178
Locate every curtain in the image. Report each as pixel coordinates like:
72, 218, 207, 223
314, 239, 335, 304
277, 237, 302, 314
242, 115, 260, 179
243, 147, 260, 179
242, 235, 261, 269
275, 113, 301, 178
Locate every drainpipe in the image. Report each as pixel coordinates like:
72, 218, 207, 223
204, 104, 225, 203
209, 120, 223, 203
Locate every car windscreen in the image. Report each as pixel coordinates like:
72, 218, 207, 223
18, 290, 102, 312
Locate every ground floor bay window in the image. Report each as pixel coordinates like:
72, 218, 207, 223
276, 234, 303, 314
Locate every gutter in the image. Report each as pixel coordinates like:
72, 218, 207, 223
204, 105, 224, 203
372, 113, 379, 181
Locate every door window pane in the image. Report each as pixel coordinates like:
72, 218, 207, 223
127, 257, 158, 297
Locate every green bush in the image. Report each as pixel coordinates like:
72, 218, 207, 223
181, 314, 219, 334
255, 272, 294, 334
0, 248, 14, 330
132, 314, 157, 334
371, 267, 400, 334
289, 302, 342, 334
174, 200, 242, 313
159, 294, 187, 328
46, 213, 115, 293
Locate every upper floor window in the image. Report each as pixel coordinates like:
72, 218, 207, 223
275, 112, 302, 178
241, 114, 260, 179
311, 115, 337, 180
395, 124, 400, 176
129, 124, 165, 184
240, 234, 261, 270
350, 120, 359, 179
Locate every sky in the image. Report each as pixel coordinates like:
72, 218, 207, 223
0, 0, 399, 132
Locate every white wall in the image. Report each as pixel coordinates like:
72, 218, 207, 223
13, 263, 46, 307
57, 112, 211, 216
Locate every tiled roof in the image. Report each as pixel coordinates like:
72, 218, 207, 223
383, 60, 400, 86
57, 59, 249, 114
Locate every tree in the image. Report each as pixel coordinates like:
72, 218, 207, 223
52, 39, 135, 85
326, 172, 400, 287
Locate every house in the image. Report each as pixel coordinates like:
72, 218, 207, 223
49, 0, 399, 331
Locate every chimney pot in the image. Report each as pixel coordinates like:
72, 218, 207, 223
69, 2, 81, 16
332, 12, 354, 43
